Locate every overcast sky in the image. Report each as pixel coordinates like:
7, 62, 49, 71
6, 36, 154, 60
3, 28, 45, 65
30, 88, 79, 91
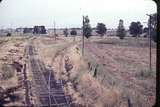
0, 0, 157, 29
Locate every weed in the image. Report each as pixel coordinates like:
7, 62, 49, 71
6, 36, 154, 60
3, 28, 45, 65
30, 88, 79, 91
1, 64, 14, 80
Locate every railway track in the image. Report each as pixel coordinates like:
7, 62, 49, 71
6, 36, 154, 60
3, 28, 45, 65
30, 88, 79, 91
27, 44, 71, 107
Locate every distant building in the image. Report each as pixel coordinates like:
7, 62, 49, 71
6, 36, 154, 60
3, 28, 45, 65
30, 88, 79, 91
23, 28, 33, 33
15, 27, 24, 33
33, 26, 46, 34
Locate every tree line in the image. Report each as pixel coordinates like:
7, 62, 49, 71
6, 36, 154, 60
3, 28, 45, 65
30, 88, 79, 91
63, 14, 156, 42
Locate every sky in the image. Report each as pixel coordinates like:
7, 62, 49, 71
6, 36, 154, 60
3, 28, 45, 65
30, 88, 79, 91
0, 0, 157, 29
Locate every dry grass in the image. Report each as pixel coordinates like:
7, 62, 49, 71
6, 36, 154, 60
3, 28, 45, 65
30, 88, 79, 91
84, 37, 156, 107
21, 36, 156, 107
34, 37, 74, 66
94, 37, 156, 48
55, 44, 121, 107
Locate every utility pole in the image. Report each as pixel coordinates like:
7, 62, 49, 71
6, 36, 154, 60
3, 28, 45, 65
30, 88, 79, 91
10, 23, 12, 33
146, 14, 152, 72
48, 70, 51, 106
54, 21, 56, 40
82, 16, 85, 56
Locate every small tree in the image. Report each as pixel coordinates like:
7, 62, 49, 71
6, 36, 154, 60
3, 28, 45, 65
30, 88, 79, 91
70, 28, 77, 41
70, 28, 77, 35
96, 23, 107, 37
63, 28, 68, 37
129, 21, 143, 37
6, 33, 11, 36
116, 19, 126, 39
83, 16, 92, 39
143, 27, 148, 33
143, 27, 148, 38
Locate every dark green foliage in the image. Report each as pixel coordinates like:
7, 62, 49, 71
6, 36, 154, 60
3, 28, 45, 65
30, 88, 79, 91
136, 69, 154, 79
6, 33, 11, 36
143, 27, 148, 38
70, 28, 77, 35
96, 23, 107, 37
149, 13, 157, 42
143, 27, 148, 33
129, 21, 143, 37
143, 34, 147, 38
116, 19, 126, 39
63, 28, 68, 37
83, 16, 92, 39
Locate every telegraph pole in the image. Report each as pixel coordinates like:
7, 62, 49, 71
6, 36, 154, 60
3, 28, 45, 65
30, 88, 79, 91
82, 16, 85, 56
54, 21, 56, 40
146, 14, 152, 72
48, 70, 51, 106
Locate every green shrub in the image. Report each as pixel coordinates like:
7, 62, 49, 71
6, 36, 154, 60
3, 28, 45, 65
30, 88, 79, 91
136, 69, 153, 79
1, 64, 14, 80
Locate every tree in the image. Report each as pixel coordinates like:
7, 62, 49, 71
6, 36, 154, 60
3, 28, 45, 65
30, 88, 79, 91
96, 23, 107, 37
33, 26, 38, 34
6, 33, 11, 36
116, 19, 126, 39
70, 28, 77, 41
143, 27, 148, 37
148, 13, 157, 42
129, 21, 143, 37
143, 27, 148, 33
63, 28, 68, 37
83, 16, 92, 39
70, 28, 77, 35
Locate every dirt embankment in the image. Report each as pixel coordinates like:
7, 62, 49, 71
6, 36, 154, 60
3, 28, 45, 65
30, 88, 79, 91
51, 43, 121, 107
59, 38, 156, 107
0, 37, 29, 106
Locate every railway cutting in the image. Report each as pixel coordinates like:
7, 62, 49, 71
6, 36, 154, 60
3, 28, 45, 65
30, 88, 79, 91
26, 44, 71, 107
